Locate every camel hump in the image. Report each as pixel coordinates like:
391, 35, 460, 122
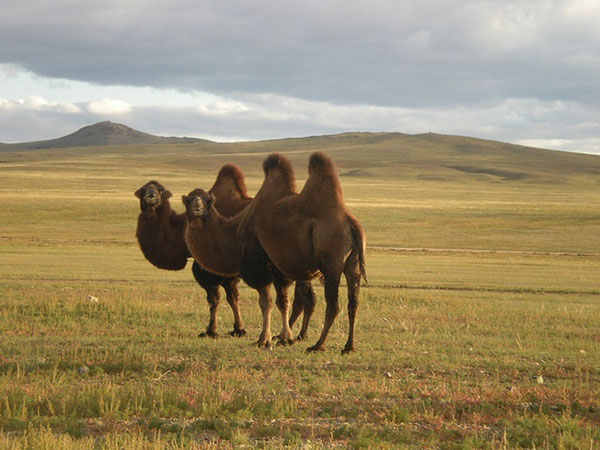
212, 163, 250, 199
263, 153, 292, 175
308, 151, 336, 175
262, 153, 296, 191
302, 151, 343, 201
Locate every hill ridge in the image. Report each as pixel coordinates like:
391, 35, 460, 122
1, 122, 599, 184
0, 121, 209, 150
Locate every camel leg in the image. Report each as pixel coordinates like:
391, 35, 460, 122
256, 285, 274, 349
342, 265, 361, 354
199, 285, 220, 338
222, 277, 247, 337
290, 281, 316, 341
192, 261, 223, 338
289, 283, 304, 329
307, 272, 341, 352
299, 282, 317, 341
274, 275, 294, 345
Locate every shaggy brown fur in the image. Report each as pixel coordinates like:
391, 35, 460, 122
239, 151, 367, 353
183, 189, 244, 277
134, 164, 252, 337
182, 188, 316, 347
135, 180, 190, 270
210, 163, 251, 215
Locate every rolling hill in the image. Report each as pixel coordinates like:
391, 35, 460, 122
0, 121, 208, 150
1, 122, 599, 186
1, 122, 599, 255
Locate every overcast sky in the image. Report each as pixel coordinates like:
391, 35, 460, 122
1, 0, 599, 154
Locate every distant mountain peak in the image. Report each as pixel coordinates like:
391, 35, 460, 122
63, 121, 159, 146
0, 121, 208, 150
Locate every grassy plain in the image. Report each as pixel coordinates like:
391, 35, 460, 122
1, 134, 600, 448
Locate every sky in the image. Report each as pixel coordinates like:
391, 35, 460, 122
1, 0, 599, 154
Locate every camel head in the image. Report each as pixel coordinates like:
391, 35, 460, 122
135, 180, 172, 210
182, 189, 215, 221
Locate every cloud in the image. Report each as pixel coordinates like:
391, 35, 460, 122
0, 1, 599, 153
1, 63, 21, 78
196, 100, 249, 116
1, 91, 598, 154
22, 95, 49, 109
2, 1, 598, 107
0, 95, 81, 113
86, 98, 132, 115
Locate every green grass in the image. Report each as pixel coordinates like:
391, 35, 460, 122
1, 279, 599, 448
1, 137, 600, 448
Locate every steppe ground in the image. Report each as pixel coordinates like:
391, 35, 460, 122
1, 135, 599, 448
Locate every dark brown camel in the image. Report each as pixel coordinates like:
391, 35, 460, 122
182, 189, 316, 347
239, 151, 367, 353
135, 164, 251, 337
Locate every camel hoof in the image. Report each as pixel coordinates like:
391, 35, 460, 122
198, 331, 218, 339
341, 346, 356, 355
257, 340, 273, 350
229, 329, 247, 337
306, 345, 325, 353
276, 338, 295, 347
296, 334, 307, 341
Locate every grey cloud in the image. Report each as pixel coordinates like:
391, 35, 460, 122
2, 0, 598, 107
0, 108, 93, 143
2, 0, 599, 153
2, 94, 598, 155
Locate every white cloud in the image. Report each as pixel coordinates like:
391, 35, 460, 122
564, 0, 600, 17
196, 99, 249, 115
87, 98, 132, 115
23, 95, 50, 109
518, 138, 600, 155
1, 93, 599, 154
1, 63, 21, 78
0, 95, 81, 114
58, 103, 82, 114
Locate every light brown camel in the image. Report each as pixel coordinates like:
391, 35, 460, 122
182, 188, 316, 347
134, 164, 251, 337
239, 151, 367, 353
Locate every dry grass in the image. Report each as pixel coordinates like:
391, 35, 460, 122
1, 138, 599, 448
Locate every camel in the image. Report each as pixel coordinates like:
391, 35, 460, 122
134, 164, 252, 337
238, 151, 367, 353
182, 189, 316, 347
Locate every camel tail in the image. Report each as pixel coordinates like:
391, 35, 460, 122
348, 215, 368, 285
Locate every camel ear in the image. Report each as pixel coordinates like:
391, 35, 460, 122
162, 190, 173, 200
181, 195, 188, 205
135, 188, 143, 198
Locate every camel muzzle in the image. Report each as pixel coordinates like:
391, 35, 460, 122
191, 199, 205, 217
144, 194, 159, 206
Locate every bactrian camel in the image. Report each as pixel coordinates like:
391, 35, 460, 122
239, 151, 367, 353
182, 188, 317, 347
134, 164, 251, 337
